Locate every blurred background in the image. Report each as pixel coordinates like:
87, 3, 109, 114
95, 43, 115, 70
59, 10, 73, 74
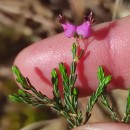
0, 0, 130, 130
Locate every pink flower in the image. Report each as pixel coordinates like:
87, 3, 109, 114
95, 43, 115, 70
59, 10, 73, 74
61, 22, 77, 38
77, 11, 94, 38
76, 21, 91, 38
59, 12, 94, 38
59, 14, 76, 38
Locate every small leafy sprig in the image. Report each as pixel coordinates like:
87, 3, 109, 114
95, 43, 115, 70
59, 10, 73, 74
9, 45, 113, 129
10, 39, 84, 129
9, 12, 130, 129
100, 87, 130, 123
97, 67, 118, 122
84, 66, 112, 123
100, 92, 118, 122
9, 36, 114, 129
90, 67, 130, 123
10, 66, 53, 107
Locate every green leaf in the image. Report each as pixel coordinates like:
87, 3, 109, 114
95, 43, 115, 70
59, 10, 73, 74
73, 88, 78, 96
51, 68, 58, 86
12, 65, 30, 90
12, 65, 21, 76
69, 74, 77, 88
71, 43, 77, 59
9, 95, 22, 102
18, 89, 25, 94
51, 68, 58, 78
97, 66, 105, 82
103, 76, 112, 85
70, 61, 76, 74
59, 62, 66, 75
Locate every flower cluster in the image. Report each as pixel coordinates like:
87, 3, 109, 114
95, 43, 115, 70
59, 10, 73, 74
59, 11, 94, 38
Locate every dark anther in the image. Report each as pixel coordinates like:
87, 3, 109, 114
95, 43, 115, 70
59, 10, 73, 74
84, 11, 95, 24
58, 14, 66, 24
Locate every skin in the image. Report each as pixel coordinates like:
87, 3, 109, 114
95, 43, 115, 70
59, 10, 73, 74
14, 15, 130, 129
72, 123, 130, 130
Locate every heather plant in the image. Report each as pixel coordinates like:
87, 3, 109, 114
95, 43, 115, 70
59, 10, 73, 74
9, 12, 130, 129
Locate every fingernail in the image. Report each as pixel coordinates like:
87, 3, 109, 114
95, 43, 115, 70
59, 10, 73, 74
72, 123, 130, 130
73, 124, 100, 130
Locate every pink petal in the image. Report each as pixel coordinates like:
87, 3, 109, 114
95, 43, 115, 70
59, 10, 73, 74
76, 21, 91, 38
62, 22, 77, 38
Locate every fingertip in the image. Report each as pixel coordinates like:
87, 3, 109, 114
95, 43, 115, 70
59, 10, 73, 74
14, 15, 130, 98
14, 33, 73, 98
